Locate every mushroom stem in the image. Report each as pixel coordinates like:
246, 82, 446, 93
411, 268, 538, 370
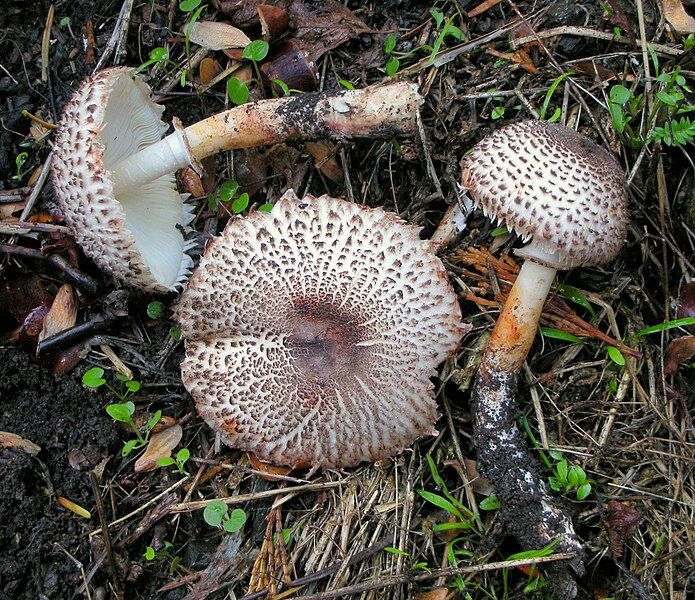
484, 259, 556, 373
470, 257, 585, 588
112, 82, 422, 196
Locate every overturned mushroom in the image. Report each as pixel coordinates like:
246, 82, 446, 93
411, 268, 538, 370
52, 68, 423, 292
174, 190, 466, 470
461, 120, 629, 587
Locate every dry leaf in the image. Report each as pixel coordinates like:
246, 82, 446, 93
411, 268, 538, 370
305, 142, 343, 182
134, 424, 183, 473
664, 336, 695, 375
603, 500, 642, 558
188, 21, 252, 50
248, 452, 293, 481
57, 496, 92, 518
662, 0, 695, 34
199, 57, 222, 84
0, 431, 41, 455
415, 589, 450, 600
464, 459, 493, 495
39, 284, 77, 341
258, 4, 290, 41
676, 281, 695, 334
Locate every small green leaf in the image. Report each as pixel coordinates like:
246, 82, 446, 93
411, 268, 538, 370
125, 380, 141, 393
156, 456, 176, 467
271, 79, 290, 97
576, 482, 591, 500
146, 410, 162, 432
149, 47, 169, 62
176, 448, 190, 463
169, 326, 182, 341
257, 203, 274, 213
384, 546, 410, 557
567, 466, 581, 486
231, 192, 250, 214
147, 301, 164, 319
59, 17, 71, 28
479, 495, 501, 510
203, 500, 228, 527
540, 327, 583, 344
243, 40, 269, 62
122, 439, 139, 456
219, 180, 240, 202
144, 546, 156, 560
490, 225, 508, 237
385, 57, 399, 76
430, 7, 444, 29
338, 79, 355, 90
106, 403, 132, 423
556, 460, 568, 483
417, 490, 464, 521
610, 84, 631, 105
606, 345, 625, 366
179, 0, 201, 11
82, 367, 106, 388
634, 317, 695, 337
558, 285, 595, 317
223, 508, 247, 532
432, 521, 473, 532
226, 77, 249, 105
384, 34, 397, 54
491, 105, 505, 120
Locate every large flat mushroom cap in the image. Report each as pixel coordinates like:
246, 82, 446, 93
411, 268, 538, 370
51, 67, 194, 292
461, 120, 629, 269
175, 190, 466, 469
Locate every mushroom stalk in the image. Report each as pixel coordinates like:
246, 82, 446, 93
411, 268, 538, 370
112, 82, 422, 196
484, 259, 555, 373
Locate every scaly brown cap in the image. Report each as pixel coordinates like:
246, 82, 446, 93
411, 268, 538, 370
175, 190, 466, 470
461, 120, 629, 269
51, 68, 194, 292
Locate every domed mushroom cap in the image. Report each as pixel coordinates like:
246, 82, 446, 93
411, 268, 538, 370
461, 120, 629, 269
175, 190, 466, 470
51, 68, 194, 292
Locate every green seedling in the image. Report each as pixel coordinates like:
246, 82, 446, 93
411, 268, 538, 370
211, 180, 251, 214
156, 448, 191, 476
83, 367, 161, 456
548, 455, 592, 501
136, 47, 176, 74
14, 152, 29, 182
634, 316, 695, 337
243, 39, 269, 84
478, 495, 501, 510
169, 326, 182, 341
144, 541, 182, 573
203, 500, 247, 533
539, 71, 573, 122
227, 77, 249, 106
338, 79, 355, 90
147, 301, 165, 319
384, 34, 399, 76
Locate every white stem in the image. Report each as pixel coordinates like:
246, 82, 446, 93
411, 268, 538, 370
111, 128, 191, 196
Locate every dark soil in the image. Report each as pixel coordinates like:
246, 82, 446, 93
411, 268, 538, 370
0, 347, 118, 599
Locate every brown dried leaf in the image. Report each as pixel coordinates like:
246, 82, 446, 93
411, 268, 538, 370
415, 589, 450, 600
134, 425, 183, 473
289, 0, 369, 63
187, 21, 252, 50
305, 142, 343, 182
258, 4, 289, 41
676, 281, 695, 334
248, 452, 293, 481
0, 431, 41, 455
260, 41, 317, 94
39, 284, 77, 342
464, 458, 493, 495
662, 0, 695, 33
664, 336, 695, 375
199, 57, 222, 84
213, 0, 290, 27
603, 500, 642, 558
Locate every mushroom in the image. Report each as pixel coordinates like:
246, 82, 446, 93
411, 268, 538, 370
52, 67, 423, 292
460, 120, 629, 583
174, 190, 466, 470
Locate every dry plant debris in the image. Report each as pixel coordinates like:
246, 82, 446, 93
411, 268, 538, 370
0, 0, 693, 599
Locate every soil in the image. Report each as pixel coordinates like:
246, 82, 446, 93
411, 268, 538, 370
0, 348, 118, 599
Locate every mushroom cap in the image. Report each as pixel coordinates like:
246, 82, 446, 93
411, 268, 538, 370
461, 120, 629, 269
51, 67, 194, 292
175, 190, 466, 470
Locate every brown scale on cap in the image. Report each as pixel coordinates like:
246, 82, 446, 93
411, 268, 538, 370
175, 190, 466, 470
461, 120, 629, 268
